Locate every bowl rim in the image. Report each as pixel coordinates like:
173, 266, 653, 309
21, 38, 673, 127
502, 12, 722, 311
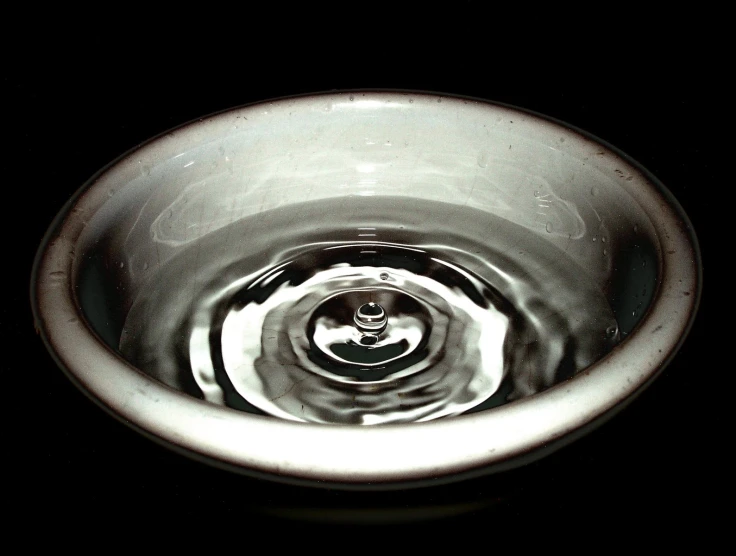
30, 90, 702, 489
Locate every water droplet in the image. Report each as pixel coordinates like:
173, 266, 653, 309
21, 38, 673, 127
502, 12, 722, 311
601, 236, 606, 243
477, 152, 489, 168
379, 272, 389, 280
143, 262, 149, 271
590, 186, 599, 196
354, 302, 388, 333
545, 222, 553, 233
642, 260, 647, 268
437, 97, 442, 103
603, 248, 608, 256
119, 262, 125, 269
349, 95, 354, 101
605, 325, 617, 338
534, 190, 541, 197
592, 236, 597, 242
633, 224, 639, 233
409, 98, 414, 103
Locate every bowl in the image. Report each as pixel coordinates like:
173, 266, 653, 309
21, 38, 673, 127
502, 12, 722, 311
31, 91, 701, 489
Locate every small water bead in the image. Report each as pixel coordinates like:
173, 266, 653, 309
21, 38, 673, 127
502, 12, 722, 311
590, 186, 599, 196
379, 272, 389, 280
354, 302, 388, 333
545, 222, 553, 233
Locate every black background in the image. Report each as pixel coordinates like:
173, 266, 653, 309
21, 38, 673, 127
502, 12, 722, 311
5, 30, 710, 533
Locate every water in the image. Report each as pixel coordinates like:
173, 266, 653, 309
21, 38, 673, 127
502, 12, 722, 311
119, 197, 619, 425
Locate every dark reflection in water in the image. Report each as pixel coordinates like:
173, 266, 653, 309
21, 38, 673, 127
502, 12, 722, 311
111, 197, 620, 424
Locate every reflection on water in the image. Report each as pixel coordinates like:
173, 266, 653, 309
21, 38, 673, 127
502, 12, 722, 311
119, 197, 619, 424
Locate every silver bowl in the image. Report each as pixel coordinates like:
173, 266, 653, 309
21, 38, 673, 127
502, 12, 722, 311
31, 91, 701, 488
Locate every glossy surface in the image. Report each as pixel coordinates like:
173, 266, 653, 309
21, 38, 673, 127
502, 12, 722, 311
117, 197, 619, 424
32, 92, 700, 487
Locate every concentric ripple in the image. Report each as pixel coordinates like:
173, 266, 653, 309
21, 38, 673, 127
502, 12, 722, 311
120, 197, 620, 425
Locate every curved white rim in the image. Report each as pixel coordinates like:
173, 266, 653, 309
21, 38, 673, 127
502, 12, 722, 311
31, 91, 701, 487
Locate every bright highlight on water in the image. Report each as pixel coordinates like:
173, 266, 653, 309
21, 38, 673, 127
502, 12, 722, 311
119, 196, 619, 425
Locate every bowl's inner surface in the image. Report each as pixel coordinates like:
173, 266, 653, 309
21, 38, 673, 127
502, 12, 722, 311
71, 94, 660, 426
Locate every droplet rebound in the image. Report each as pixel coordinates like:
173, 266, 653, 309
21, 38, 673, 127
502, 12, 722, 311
354, 302, 388, 333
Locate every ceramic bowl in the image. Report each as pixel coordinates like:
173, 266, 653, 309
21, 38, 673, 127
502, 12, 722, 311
31, 92, 701, 489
